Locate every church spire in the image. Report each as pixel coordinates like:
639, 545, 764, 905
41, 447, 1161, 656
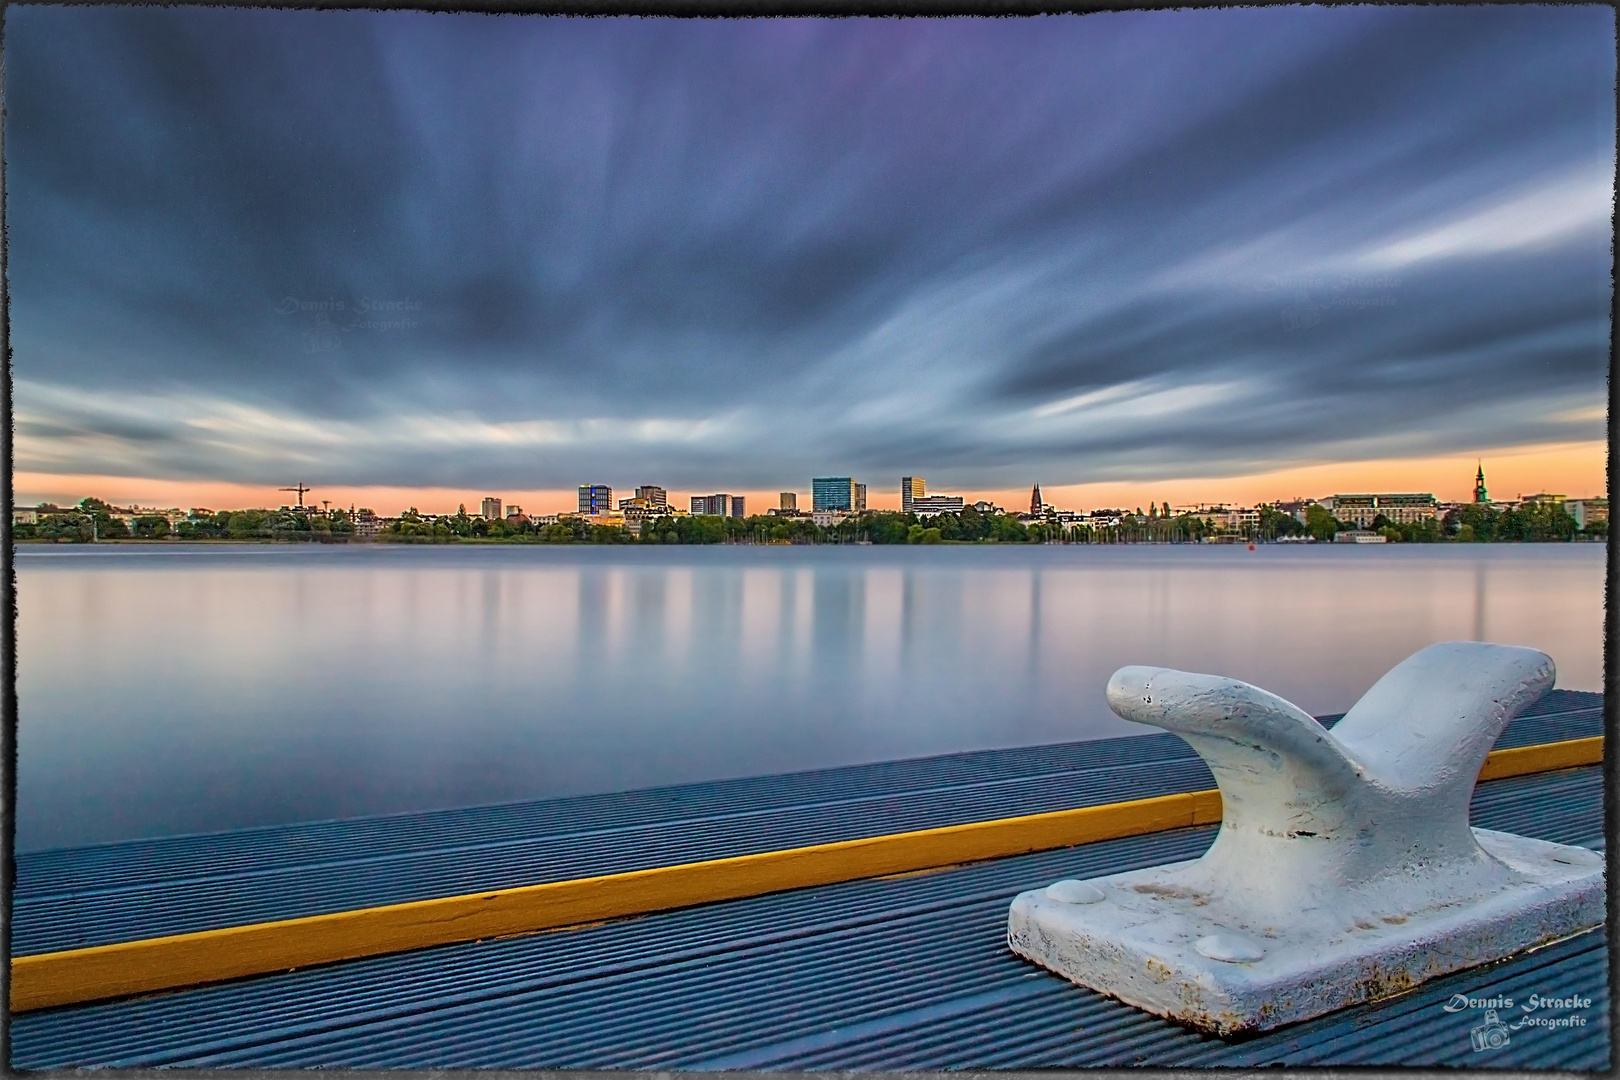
1474, 462, 1488, 504
1030, 483, 1043, 516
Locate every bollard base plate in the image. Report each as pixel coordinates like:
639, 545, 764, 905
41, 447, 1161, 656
1006, 829, 1605, 1036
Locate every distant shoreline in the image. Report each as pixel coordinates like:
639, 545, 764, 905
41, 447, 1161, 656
13, 537, 1604, 548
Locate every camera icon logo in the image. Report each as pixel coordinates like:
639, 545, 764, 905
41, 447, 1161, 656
1470, 1009, 1511, 1052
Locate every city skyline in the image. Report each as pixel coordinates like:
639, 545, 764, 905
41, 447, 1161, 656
8, 8, 1611, 510
15, 444, 1602, 520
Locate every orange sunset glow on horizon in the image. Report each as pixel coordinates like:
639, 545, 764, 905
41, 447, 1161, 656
14, 438, 1606, 519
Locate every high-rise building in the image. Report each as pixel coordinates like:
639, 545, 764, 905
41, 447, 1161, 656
1474, 464, 1489, 504
578, 485, 613, 515
731, 495, 746, 518
813, 477, 855, 513
1030, 484, 1043, 516
854, 483, 867, 513
481, 497, 503, 520
901, 477, 925, 514
691, 494, 734, 516
636, 485, 668, 509
779, 492, 797, 511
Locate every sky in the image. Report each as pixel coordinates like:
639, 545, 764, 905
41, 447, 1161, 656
7, 6, 1614, 516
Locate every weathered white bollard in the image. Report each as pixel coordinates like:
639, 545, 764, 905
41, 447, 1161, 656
1006, 642, 1604, 1035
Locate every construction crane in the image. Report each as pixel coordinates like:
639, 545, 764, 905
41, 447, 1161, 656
279, 483, 312, 509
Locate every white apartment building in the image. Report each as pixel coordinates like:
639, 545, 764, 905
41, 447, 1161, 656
1565, 498, 1608, 530
1330, 493, 1438, 527
911, 495, 965, 517
1192, 505, 1261, 532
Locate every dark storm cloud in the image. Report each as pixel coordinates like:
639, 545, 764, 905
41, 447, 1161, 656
7, 6, 1612, 492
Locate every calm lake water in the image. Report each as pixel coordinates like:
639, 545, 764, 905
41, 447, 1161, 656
15, 542, 1605, 851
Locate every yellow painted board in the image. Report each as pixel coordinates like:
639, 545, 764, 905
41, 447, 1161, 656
1476, 735, 1603, 781
10, 736, 1600, 1012
10, 788, 1218, 1012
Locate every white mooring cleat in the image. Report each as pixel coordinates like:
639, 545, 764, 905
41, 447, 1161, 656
1006, 641, 1605, 1036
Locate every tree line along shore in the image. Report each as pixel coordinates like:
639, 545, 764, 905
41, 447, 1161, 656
13, 497, 1604, 545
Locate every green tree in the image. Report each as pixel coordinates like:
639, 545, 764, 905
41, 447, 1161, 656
1395, 517, 1442, 543
266, 510, 311, 539
864, 512, 915, 544
540, 522, 575, 542
1304, 504, 1339, 542
1258, 506, 1304, 540
1499, 503, 1576, 542
230, 509, 270, 539
28, 512, 94, 542
1446, 504, 1498, 542
988, 515, 1028, 543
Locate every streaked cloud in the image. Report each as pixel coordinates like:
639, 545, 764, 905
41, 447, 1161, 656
5, 6, 1611, 496
1355, 161, 1614, 270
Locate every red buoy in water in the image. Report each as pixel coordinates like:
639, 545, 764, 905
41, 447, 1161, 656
1247, 543, 1256, 551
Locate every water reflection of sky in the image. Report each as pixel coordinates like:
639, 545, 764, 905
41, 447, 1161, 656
16, 544, 1604, 850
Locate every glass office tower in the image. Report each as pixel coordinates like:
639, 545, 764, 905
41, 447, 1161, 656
812, 477, 855, 513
